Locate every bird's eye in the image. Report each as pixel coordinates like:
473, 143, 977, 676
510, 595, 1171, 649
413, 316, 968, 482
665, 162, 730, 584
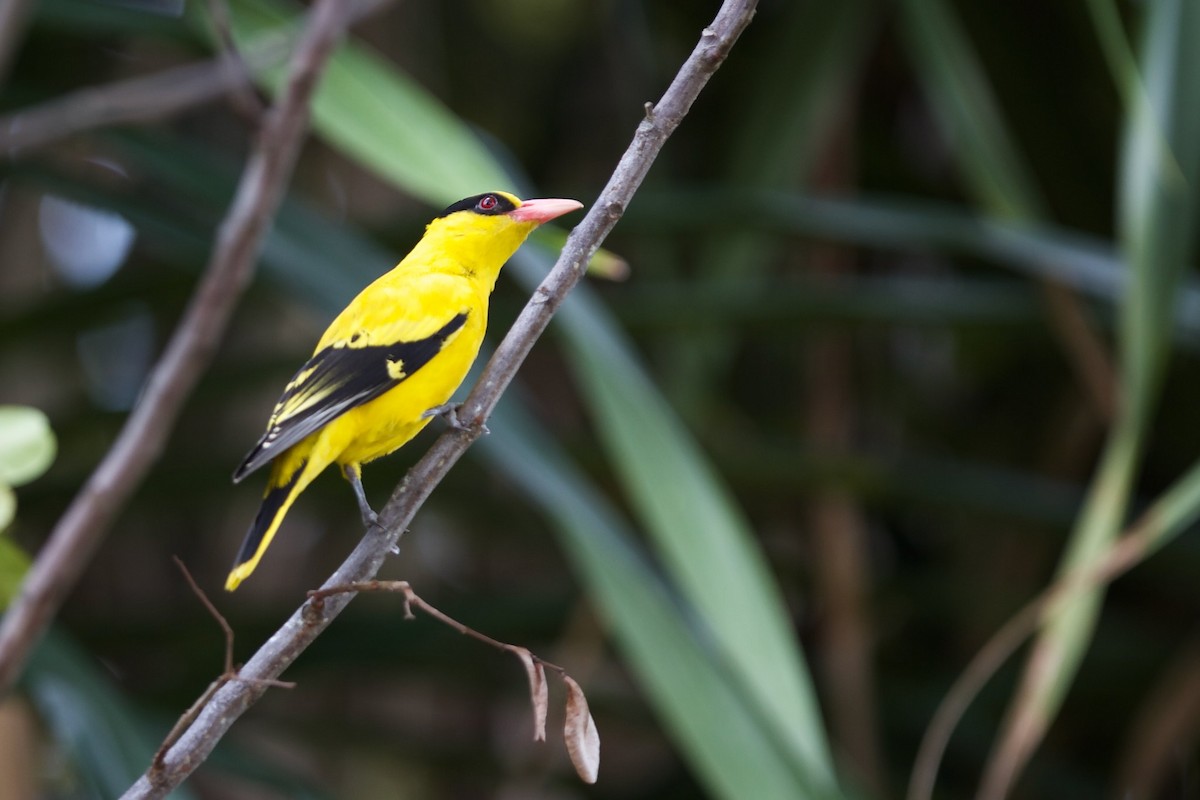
477, 195, 498, 211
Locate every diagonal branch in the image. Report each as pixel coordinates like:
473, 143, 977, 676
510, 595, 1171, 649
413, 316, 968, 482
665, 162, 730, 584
0, 53, 279, 157
0, 0, 391, 157
0, 0, 359, 693
118, 1, 758, 797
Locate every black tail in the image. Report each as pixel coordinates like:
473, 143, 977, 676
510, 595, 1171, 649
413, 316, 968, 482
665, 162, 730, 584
226, 462, 304, 590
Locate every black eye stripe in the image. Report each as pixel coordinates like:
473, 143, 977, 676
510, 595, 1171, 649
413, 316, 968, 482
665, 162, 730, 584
435, 193, 517, 219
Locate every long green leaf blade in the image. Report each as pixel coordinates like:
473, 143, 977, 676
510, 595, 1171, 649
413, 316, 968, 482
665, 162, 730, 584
481, 398, 839, 799
512, 251, 837, 787
220, 0, 510, 205
898, 0, 1044, 220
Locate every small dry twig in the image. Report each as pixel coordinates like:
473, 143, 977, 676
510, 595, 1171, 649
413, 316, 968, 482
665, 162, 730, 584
119, 2, 757, 796
310, 581, 585, 763
308, 581, 568, 674
174, 556, 236, 677
151, 558, 294, 770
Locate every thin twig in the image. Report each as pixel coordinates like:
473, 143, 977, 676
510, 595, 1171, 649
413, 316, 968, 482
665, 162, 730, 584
0, 0, 391, 158
907, 495, 1175, 800
309, 581, 569, 673
118, 3, 757, 797
0, 43, 286, 158
173, 556, 236, 676
152, 558, 294, 769
312, 582, 592, 776
0, 0, 357, 695
202, 0, 267, 123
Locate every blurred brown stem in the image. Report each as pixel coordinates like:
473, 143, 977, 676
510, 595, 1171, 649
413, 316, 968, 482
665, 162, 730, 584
1113, 640, 1200, 799
1041, 282, 1116, 422
804, 110, 886, 795
0, 0, 355, 694
118, 2, 758, 797
907, 485, 1182, 800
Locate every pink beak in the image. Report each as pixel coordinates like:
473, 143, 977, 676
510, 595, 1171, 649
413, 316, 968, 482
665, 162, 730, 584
508, 197, 584, 224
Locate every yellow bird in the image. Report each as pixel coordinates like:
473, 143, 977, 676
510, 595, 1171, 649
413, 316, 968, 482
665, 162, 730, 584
227, 191, 583, 591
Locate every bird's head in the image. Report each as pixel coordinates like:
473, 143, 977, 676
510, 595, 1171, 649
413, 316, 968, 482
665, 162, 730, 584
425, 191, 583, 264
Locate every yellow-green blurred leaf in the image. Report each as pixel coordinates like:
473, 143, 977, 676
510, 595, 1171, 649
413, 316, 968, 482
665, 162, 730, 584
0, 406, 56, 488
0, 530, 30, 609
0, 484, 13, 533
533, 229, 628, 281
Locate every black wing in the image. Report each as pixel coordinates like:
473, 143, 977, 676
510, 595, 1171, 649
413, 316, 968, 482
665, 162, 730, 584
233, 312, 467, 481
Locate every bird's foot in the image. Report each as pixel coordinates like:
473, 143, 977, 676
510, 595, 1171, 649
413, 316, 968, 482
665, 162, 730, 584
422, 402, 489, 435
360, 507, 380, 530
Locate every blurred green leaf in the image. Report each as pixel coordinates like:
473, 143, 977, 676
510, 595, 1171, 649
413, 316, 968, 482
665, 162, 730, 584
534, 228, 628, 281
217, 0, 510, 205
1084, 0, 1139, 100
974, 0, 1200, 791
899, 0, 1045, 219
1039, 0, 1200, 731
1116, 0, 1200, 409
523, 251, 836, 786
0, 406, 56, 488
480, 396, 843, 799
0, 485, 14, 532
0, 508, 27, 609
632, 188, 1200, 325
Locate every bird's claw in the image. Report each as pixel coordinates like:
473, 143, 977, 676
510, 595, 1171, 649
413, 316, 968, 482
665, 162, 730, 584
423, 402, 489, 435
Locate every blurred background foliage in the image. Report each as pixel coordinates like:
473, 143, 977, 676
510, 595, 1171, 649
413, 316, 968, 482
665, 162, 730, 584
1, 0, 1199, 798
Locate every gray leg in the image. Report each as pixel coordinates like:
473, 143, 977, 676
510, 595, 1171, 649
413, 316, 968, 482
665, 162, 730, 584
342, 464, 378, 528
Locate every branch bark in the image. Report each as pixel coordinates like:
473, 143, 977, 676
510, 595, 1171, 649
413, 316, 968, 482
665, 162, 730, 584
0, 0, 356, 693
119, 1, 758, 796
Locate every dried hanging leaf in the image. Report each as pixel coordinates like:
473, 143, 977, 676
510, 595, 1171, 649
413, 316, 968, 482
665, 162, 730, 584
513, 647, 548, 742
563, 675, 600, 784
